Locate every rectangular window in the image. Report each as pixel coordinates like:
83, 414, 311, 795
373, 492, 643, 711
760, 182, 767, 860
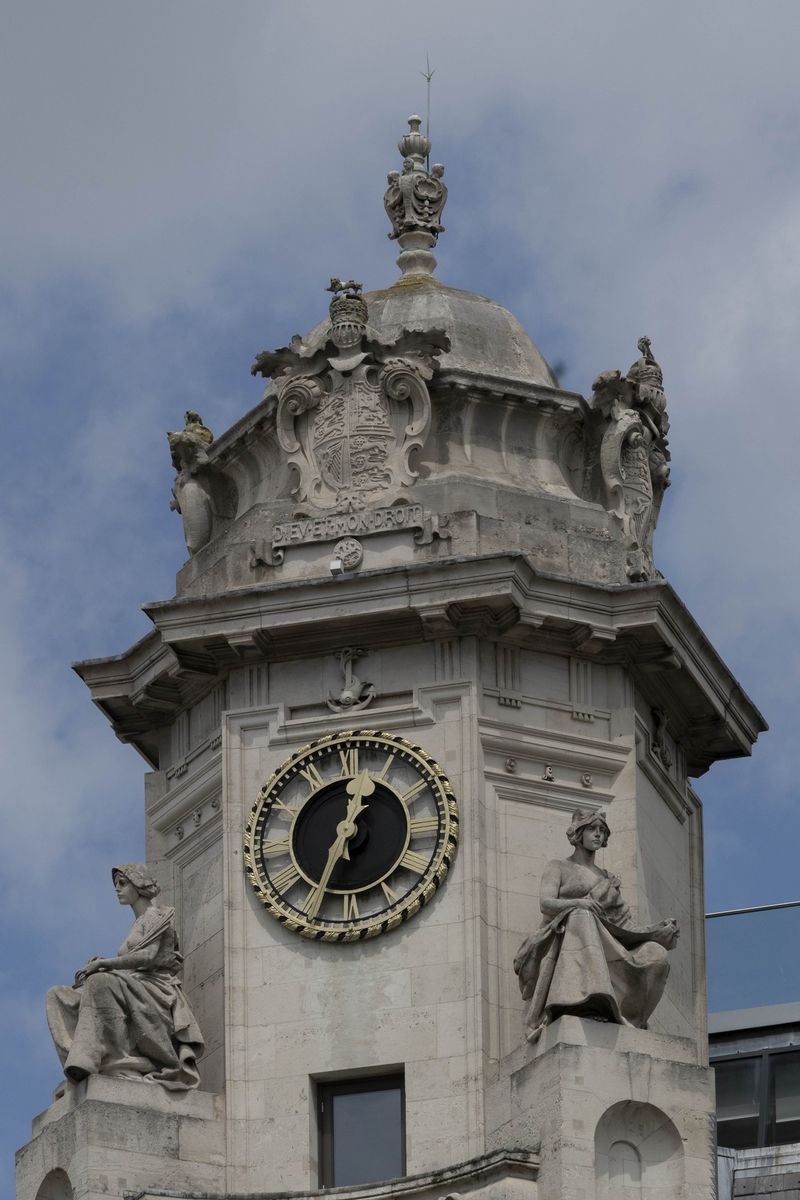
769, 1050, 800, 1145
715, 1057, 762, 1149
318, 1074, 405, 1188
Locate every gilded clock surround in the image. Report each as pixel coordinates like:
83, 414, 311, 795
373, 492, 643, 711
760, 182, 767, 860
244, 729, 459, 941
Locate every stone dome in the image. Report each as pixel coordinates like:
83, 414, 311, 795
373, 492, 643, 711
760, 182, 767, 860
304, 278, 560, 390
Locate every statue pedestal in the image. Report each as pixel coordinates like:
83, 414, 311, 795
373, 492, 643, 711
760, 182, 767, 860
16, 1076, 224, 1200
486, 1017, 714, 1200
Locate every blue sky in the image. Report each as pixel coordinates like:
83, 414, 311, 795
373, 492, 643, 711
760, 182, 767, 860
3, 0, 800, 1192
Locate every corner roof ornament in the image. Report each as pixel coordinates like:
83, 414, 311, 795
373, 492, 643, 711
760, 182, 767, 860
384, 114, 447, 283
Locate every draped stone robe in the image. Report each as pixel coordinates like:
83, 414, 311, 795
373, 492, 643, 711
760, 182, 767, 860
513, 860, 675, 1044
47, 905, 204, 1091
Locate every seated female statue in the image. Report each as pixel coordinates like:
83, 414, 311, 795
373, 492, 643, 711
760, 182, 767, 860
513, 809, 679, 1044
46, 864, 204, 1091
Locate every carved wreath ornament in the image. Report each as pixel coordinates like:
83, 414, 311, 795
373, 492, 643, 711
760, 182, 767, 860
252, 281, 449, 514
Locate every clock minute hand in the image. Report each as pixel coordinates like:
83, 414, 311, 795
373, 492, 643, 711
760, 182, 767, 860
305, 832, 348, 921
305, 769, 374, 920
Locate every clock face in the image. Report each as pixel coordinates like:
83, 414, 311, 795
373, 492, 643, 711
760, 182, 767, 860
244, 729, 458, 941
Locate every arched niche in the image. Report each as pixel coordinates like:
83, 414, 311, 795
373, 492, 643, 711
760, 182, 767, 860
595, 1101, 683, 1199
35, 1169, 73, 1200
609, 1141, 642, 1186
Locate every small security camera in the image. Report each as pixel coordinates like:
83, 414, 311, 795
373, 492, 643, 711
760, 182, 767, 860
330, 558, 343, 576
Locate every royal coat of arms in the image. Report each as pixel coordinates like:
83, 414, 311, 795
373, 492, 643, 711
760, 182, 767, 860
251, 281, 449, 513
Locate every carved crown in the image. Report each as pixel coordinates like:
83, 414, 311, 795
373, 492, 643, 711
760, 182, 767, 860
326, 279, 368, 350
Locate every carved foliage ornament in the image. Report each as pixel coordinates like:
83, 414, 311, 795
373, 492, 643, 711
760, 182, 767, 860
590, 337, 671, 582
252, 282, 449, 514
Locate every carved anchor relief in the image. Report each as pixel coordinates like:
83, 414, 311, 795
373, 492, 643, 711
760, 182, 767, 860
327, 648, 376, 714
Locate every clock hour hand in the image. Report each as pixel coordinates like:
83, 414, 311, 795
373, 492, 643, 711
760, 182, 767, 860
341, 768, 374, 860
305, 769, 374, 920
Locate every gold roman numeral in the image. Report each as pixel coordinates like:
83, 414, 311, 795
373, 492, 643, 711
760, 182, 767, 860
380, 881, 399, 905
401, 779, 428, 802
339, 748, 359, 776
342, 893, 360, 920
378, 753, 395, 780
300, 886, 319, 914
270, 799, 299, 818
409, 817, 439, 835
271, 863, 301, 892
261, 836, 290, 856
400, 849, 429, 874
299, 762, 325, 789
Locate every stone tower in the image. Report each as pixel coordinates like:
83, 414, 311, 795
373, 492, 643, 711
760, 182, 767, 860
18, 116, 765, 1200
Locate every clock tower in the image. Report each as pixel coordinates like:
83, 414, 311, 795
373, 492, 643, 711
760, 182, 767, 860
18, 117, 765, 1200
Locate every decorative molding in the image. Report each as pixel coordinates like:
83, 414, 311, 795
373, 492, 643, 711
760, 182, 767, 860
634, 715, 691, 823
481, 716, 626, 812
249, 540, 284, 570
168, 807, 223, 871
224, 680, 473, 752
434, 638, 461, 681
480, 716, 630, 777
152, 752, 223, 835
418, 603, 456, 639
488, 770, 612, 815
166, 729, 220, 781
494, 643, 521, 708
132, 1148, 539, 1200
570, 657, 594, 722
572, 628, 617, 657
83, 552, 767, 774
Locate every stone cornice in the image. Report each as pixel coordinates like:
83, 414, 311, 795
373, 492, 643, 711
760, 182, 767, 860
74, 552, 766, 776
434, 368, 583, 409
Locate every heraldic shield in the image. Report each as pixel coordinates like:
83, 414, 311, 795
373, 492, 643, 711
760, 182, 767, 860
276, 355, 433, 513
311, 369, 396, 500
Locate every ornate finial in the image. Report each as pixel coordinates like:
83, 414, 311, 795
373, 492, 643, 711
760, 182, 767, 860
326, 279, 368, 351
384, 115, 448, 282
397, 114, 431, 169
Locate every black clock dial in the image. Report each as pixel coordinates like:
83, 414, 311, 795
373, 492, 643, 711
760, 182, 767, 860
291, 779, 409, 893
244, 729, 458, 941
